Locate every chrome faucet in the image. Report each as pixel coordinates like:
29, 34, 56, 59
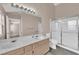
32, 34, 38, 38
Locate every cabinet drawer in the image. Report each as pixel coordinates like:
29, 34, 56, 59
33, 39, 49, 49
3, 48, 24, 55
33, 42, 39, 49
39, 39, 49, 45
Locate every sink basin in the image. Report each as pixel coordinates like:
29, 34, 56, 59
0, 45, 15, 49
0, 43, 15, 49
0, 39, 20, 49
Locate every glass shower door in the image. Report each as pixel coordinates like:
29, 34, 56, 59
62, 17, 78, 49
52, 21, 61, 45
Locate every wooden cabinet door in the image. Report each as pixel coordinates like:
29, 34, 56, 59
32, 41, 41, 55
24, 44, 33, 55
33, 39, 49, 55
39, 45, 49, 55
38, 39, 49, 55
33, 48, 42, 55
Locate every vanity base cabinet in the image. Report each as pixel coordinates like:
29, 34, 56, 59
2, 39, 49, 55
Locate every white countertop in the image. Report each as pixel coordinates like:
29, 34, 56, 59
0, 34, 49, 54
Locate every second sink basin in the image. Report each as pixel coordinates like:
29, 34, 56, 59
0, 44, 15, 49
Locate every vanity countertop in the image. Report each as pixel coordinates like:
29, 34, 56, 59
0, 34, 49, 54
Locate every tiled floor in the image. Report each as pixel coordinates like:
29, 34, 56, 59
46, 46, 78, 55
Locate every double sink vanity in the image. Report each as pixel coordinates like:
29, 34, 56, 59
0, 7, 50, 55
0, 34, 49, 55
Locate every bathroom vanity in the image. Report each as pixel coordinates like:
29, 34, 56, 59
0, 35, 49, 55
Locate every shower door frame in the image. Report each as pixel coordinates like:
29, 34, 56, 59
51, 20, 62, 44
55, 16, 79, 50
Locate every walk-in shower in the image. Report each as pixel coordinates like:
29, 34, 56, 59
51, 16, 79, 54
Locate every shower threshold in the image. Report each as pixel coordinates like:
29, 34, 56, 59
57, 44, 79, 54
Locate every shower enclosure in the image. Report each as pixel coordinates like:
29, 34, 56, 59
51, 16, 79, 54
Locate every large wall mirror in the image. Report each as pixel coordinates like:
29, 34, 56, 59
0, 10, 5, 40
5, 12, 42, 39
0, 11, 42, 39
6, 12, 21, 39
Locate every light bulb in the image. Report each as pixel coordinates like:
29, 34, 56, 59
27, 8, 31, 12
13, 3, 17, 7
15, 4, 19, 8
24, 8, 27, 10
20, 6, 24, 9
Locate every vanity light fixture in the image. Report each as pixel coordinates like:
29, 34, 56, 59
11, 3, 36, 14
